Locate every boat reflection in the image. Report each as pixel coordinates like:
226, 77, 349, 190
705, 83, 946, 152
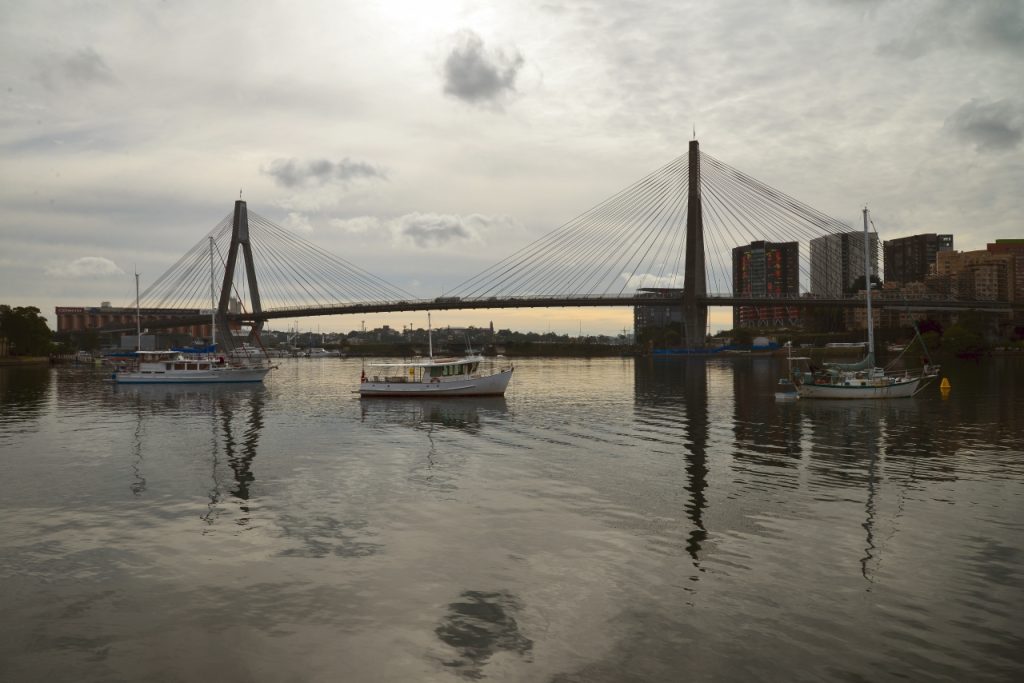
111, 382, 267, 413
359, 396, 508, 434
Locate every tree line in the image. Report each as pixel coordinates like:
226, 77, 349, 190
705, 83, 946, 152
0, 305, 53, 356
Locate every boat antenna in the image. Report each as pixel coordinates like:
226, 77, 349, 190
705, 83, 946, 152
863, 206, 875, 362
134, 268, 141, 353
428, 312, 433, 359
209, 236, 216, 351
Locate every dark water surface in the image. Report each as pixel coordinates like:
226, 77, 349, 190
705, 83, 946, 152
1, 357, 1022, 682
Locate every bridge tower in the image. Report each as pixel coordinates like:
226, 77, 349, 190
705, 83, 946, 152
215, 200, 263, 350
682, 140, 708, 349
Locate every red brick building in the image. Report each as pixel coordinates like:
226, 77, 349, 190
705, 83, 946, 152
55, 303, 211, 338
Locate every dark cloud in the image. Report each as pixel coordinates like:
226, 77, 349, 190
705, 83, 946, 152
63, 48, 116, 84
400, 214, 472, 248
442, 30, 524, 106
945, 98, 1024, 152
877, 0, 1024, 59
264, 158, 387, 188
969, 0, 1024, 53
38, 47, 116, 89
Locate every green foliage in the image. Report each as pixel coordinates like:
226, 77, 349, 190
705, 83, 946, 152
731, 327, 754, 346
942, 323, 987, 357
918, 318, 943, 336
920, 330, 941, 351
0, 305, 53, 356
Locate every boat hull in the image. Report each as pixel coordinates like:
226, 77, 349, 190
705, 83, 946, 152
113, 367, 271, 384
360, 368, 513, 397
797, 375, 929, 399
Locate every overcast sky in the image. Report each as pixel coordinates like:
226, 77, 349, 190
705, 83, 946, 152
2, 0, 1021, 334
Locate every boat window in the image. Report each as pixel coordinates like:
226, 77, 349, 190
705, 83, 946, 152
199, 363, 209, 370
166, 363, 174, 370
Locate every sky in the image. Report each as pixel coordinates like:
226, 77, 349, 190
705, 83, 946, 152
1, 0, 1022, 335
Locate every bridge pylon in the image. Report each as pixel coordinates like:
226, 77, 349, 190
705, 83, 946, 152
682, 139, 708, 349
215, 200, 263, 350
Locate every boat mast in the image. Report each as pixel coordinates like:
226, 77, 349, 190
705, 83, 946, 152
135, 270, 141, 352
209, 236, 216, 349
428, 312, 433, 359
863, 206, 874, 360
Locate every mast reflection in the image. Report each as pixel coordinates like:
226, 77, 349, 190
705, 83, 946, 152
113, 384, 266, 524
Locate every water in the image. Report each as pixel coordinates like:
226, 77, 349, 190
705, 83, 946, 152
1, 357, 1022, 682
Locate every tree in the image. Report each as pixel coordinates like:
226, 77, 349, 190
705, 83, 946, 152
0, 305, 53, 356
917, 318, 943, 336
731, 327, 754, 346
942, 323, 986, 357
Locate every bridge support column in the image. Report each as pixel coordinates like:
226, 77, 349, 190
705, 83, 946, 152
215, 200, 264, 351
682, 139, 707, 349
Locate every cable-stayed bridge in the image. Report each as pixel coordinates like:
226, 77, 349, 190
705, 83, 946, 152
132, 141, 1014, 350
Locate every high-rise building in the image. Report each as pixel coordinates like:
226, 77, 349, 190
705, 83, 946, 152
883, 233, 954, 284
935, 250, 1016, 303
809, 231, 879, 297
987, 239, 1024, 303
731, 240, 800, 328
634, 288, 683, 337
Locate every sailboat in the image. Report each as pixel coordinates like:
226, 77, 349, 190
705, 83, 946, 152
789, 208, 939, 399
359, 313, 514, 397
112, 238, 274, 384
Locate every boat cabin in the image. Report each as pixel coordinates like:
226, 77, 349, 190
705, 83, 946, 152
367, 357, 481, 384
132, 351, 224, 375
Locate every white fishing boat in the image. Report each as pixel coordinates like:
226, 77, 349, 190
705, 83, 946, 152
112, 237, 274, 385
112, 351, 272, 384
788, 208, 938, 400
359, 313, 513, 397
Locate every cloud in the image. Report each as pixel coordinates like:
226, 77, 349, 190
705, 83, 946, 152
442, 30, 524, 106
323, 212, 514, 249
328, 216, 384, 235
45, 256, 125, 278
264, 158, 387, 188
396, 212, 512, 248
876, 0, 1024, 59
945, 98, 1024, 152
38, 47, 117, 90
281, 212, 313, 233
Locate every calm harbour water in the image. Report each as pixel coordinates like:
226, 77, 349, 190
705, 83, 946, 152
1, 356, 1022, 682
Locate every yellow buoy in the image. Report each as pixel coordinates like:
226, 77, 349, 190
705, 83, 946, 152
940, 378, 951, 390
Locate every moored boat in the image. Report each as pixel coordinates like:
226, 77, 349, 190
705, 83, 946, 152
359, 312, 513, 397
786, 208, 939, 400
111, 237, 275, 385
359, 355, 514, 397
111, 351, 272, 384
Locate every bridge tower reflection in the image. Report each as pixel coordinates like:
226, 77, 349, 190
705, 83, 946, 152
634, 357, 709, 564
